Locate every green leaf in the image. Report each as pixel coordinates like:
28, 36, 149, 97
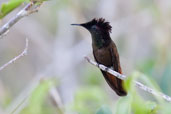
131, 94, 157, 114
123, 71, 158, 114
96, 105, 112, 114
138, 73, 163, 103
0, 0, 29, 19
124, 71, 139, 92
71, 86, 108, 114
20, 79, 56, 114
115, 95, 132, 114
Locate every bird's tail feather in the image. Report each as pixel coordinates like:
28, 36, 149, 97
101, 71, 127, 96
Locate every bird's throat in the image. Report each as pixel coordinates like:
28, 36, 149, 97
91, 34, 111, 49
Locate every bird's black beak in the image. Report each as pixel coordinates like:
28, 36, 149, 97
71, 23, 86, 28
71, 24, 82, 26
71, 23, 89, 31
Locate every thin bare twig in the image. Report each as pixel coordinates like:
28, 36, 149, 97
10, 95, 29, 114
0, 2, 42, 38
49, 87, 64, 114
0, 38, 28, 71
85, 56, 171, 102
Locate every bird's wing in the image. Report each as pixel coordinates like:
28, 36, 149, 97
108, 43, 127, 96
93, 47, 127, 96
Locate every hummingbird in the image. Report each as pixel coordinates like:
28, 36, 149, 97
71, 18, 127, 96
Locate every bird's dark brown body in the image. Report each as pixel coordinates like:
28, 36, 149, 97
72, 18, 127, 96
93, 40, 126, 96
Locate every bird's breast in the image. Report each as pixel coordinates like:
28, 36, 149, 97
93, 47, 112, 67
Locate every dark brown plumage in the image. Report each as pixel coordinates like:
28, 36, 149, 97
72, 18, 127, 96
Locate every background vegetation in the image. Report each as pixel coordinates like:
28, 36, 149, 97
0, 0, 171, 113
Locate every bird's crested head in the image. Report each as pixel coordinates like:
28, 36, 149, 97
71, 18, 112, 34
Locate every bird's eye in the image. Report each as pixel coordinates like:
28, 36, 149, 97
91, 25, 98, 30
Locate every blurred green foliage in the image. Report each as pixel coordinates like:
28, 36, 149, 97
137, 57, 171, 99
19, 79, 56, 114
0, 0, 47, 19
96, 105, 112, 114
71, 86, 108, 114
118, 72, 158, 114
0, 0, 171, 113
115, 71, 171, 114
0, 0, 29, 19
160, 63, 171, 95
70, 67, 171, 114
9, 71, 171, 114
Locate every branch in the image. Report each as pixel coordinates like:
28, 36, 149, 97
0, 2, 42, 38
49, 87, 64, 114
85, 56, 171, 102
0, 38, 28, 71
